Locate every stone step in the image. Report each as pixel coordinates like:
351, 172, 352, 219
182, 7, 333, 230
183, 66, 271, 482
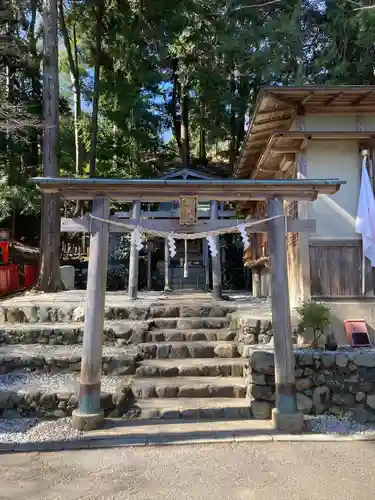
132, 398, 251, 420
149, 329, 237, 342
0, 303, 235, 324
136, 358, 246, 378
0, 345, 137, 375
0, 320, 150, 346
151, 317, 231, 330
139, 341, 240, 359
132, 377, 246, 399
0, 372, 134, 419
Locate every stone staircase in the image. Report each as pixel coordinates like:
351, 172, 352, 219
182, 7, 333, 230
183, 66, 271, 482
0, 297, 267, 420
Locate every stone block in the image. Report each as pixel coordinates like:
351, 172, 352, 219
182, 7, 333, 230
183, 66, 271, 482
72, 307, 85, 322
213, 344, 238, 358
155, 385, 179, 398
356, 392, 366, 403
216, 331, 237, 341
136, 366, 159, 377
141, 344, 157, 358
128, 307, 149, 321
160, 409, 180, 419
156, 344, 171, 359
150, 307, 179, 318
295, 378, 313, 392
165, 332, 184, 342
160, 367, 179, 377
366, 394, 375, 409
180, 408, 200, 419
250, 400, 273, 419
355, 353, 375, 368
176, 318, 205, 330
178, 365, 202, 376
332, 393, 355, 407
132, 384, 156, 398
335, 354, 348, 368
248, 384, 274, 402
112, 324, 133, 340
296, 392, 313, 412
188, 345, 213, 358
170, 345, 190, 358
60, 265, 75, 290
248, 372, 266, 385
312, 386, 330, 413
178, 385, 209, 397
208, 385, 237, 398
250, 351, 274, 375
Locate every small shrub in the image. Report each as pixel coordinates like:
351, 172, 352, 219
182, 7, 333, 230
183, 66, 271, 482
296, 301, 331, 348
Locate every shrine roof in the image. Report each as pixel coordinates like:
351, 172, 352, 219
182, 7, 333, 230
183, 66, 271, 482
235, 85, 375, 179
31, 177, 345, 202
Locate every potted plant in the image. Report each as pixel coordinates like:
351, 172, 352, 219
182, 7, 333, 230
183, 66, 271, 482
296, 301, 331, 349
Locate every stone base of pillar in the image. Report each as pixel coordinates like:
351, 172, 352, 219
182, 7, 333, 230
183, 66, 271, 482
128, 287, 138, 300
212, 285, 222, 300
271, 408, 304, 433
72, 409, 104, 431
163, 287, 172, 293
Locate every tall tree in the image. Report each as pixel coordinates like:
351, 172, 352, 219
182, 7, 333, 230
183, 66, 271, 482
37, 0, 63, 291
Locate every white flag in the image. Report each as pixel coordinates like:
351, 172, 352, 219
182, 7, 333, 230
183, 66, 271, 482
356, 166, 375, 266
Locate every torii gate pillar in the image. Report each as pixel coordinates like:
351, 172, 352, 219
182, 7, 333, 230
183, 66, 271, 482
72, 196, 109, 431
267, 197, 303, 433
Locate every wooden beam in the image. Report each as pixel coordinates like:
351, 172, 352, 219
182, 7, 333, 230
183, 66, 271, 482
268, 92, 299, 109
324, 92, 344, 106
34, 177, 344, 201
304, 106, 375, 115
271, 147, 301, 154
300, 92, 314, 105
257, 107, 291, 116
351, 91, 373, 106
253, 119, 291, 131
115, 210, 237, 219
267, 197, 303, 432
61, 216, 316, 234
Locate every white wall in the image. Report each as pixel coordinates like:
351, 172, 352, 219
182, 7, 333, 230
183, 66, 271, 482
303, 114, 375, 132
304, 115, 357, 131
306, 141, 360, 240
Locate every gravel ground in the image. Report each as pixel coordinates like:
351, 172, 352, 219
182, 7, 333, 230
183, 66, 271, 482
1, 414, 375, 444
0, 417, 84, 443
307, 414, 375, 435
0, 372, 125, 393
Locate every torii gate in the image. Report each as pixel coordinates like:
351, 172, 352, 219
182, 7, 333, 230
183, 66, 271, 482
32, 176, 344, 433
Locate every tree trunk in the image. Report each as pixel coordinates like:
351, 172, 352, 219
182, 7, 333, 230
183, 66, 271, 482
228, 70, 237, 169
199, 98, 206, 163
171, 58, 181, 150
37, 0, 63, 292
58, 0, 84, 176
89, 0, 105, 177
180, 82, 189, 167
28, 0, 40, 177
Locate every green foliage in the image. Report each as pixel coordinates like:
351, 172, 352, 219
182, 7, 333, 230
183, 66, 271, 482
297, 301, 331, 347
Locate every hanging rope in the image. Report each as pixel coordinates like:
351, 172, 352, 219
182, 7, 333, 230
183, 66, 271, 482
89, 213, 286, 240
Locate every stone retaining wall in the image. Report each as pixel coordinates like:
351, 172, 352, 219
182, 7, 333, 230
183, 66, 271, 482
0, 353, 136, 375
0, 323, 150, 346
248, 348, 375, 423
0, 304, 235, 324
0, 386, 134, 419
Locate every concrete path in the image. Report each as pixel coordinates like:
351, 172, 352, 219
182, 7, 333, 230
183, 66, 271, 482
1, 440, 375, 500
